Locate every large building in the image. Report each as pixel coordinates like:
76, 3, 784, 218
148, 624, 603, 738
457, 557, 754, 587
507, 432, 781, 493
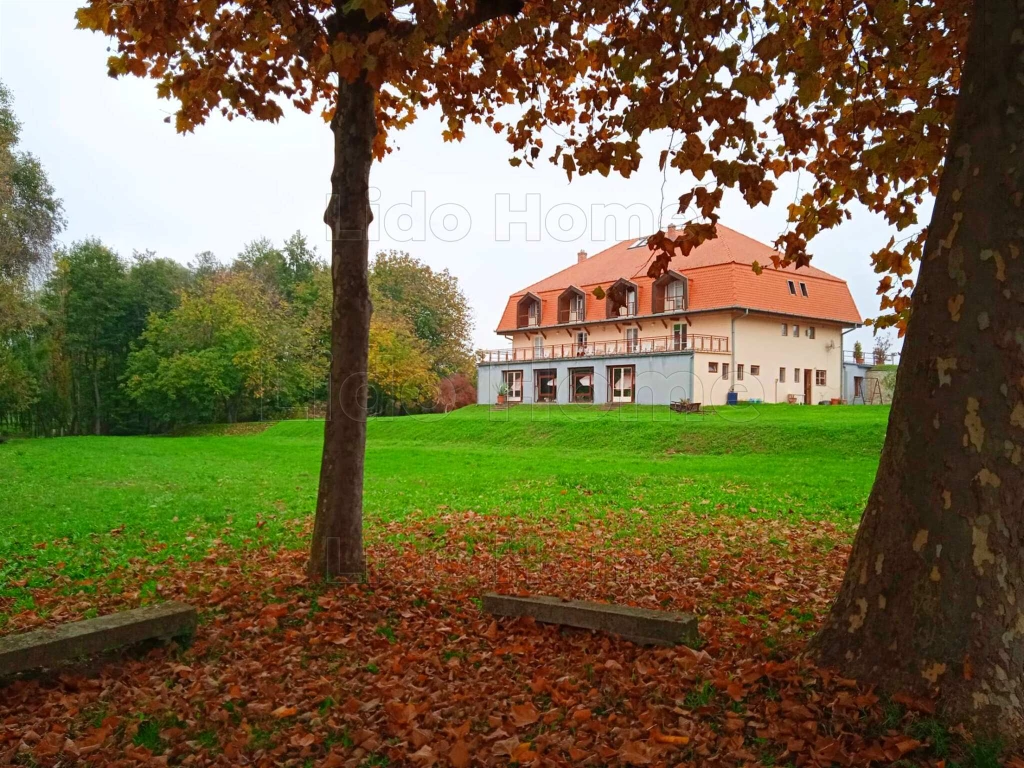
477, 226, 864, 406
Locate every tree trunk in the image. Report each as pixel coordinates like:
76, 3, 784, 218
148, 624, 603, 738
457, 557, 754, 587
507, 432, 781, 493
92, 360, 102, 436
810, 0, 1024, 738
307, 76, 376, 580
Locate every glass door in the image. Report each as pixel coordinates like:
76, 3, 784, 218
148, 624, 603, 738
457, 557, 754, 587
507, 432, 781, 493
610, 366, 634, 403
575, 330, 588, 357
625, 328, 639, 353
672, 323, 687, 351
503, 370, 523, 402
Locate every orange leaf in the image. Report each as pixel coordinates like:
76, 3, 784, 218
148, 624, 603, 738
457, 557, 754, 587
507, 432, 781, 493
450, 740, 471, 768
652, 730, 690, 746
271, 705, 297, 719
511, 702, 539, 727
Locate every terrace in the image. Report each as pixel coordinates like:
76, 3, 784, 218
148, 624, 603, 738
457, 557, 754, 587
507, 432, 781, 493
478, 332, 729, 364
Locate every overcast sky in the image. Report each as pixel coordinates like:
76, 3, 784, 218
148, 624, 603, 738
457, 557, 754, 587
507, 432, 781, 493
1, 0, 918, 353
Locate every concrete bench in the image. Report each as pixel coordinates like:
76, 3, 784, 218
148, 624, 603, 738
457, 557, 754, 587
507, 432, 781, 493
482, 593, 699, 647
0, 601, 196, 678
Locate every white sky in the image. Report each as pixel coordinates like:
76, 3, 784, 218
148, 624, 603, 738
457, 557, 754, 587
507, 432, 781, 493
1, 0, 918, 354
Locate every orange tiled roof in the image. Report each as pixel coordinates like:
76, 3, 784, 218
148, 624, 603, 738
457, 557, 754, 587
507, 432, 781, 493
496, 225, 863, 332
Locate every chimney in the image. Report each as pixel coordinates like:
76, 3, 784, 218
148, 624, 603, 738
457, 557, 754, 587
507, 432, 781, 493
577, 249, 588, 264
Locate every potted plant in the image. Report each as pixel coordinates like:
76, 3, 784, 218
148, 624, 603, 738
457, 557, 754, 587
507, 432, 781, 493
496, 382, 508, 405
853, 341, 864, 363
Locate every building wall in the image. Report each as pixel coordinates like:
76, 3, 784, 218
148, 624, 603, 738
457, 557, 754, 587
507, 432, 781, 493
477, 353, 694, 406
509, 313, 716, 350
727, 315, 844, 405
492, 312, 846, 405
842, 360, 874, 404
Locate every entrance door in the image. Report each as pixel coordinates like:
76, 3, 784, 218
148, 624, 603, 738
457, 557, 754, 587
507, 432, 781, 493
804, 368, 813, 404
610, 366, 634, 403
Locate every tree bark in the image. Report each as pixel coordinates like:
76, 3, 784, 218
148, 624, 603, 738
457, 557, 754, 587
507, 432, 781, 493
810, 0, 1024, 738
92, 360, 102, 436
307, 75, 376, 580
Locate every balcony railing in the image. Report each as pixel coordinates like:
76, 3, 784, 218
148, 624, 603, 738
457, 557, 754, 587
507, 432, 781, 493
478, 333, 730, 364
557, 308, 586, 324
845, 349, 899, 365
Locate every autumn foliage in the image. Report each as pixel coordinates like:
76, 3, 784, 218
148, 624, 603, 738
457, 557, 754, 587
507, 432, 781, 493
0, 511, 986, 767
77, 0, 969, 331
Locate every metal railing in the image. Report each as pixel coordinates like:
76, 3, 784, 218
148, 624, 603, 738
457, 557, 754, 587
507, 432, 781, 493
557, 308, 586, 323
478, 333, 730, 363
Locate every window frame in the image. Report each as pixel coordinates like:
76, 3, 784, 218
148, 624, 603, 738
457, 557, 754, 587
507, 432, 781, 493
535, 368, 558, 403
608, 364, 636, 404
708, 361, 719, 374
779, 367, 786, 383
569, 367, 594, 403
816, 369, 827, 387
750, 365, 760, 376
502, 370, 524, 403
807, 326, 816, 339
737, 364, 745, 381
722, 362, 730, 380
793, 324, 800, 337
799, 282, 808, 297
787, 280, 796, 295
794, 368, 801, 383
781, 323, 788, 336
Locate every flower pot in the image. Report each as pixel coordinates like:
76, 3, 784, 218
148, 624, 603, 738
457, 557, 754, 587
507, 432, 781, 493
497, 394, 506, 405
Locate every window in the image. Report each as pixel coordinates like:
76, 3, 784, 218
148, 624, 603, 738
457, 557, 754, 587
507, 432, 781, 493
737, 364, 745, 381
800, 282, 808, 297
779, 367, 786, 383
722, 363, 730, 380
502, 370, 524, 402
794, 368, 801, 383
536, 369, 557, 402
781, 323, 788, 336
750, 365, 760, 376
793, 325, 800, 337
625, 327, 639, 353
807, 326, 816, 339
788, 280, 796, 295
570, 368, 594, 403
708, 362, 719, 373
533, 335, 544, 359
816, 370, 827, 386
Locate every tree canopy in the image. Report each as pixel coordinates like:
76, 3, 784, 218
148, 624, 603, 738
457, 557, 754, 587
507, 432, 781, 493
77, 0, 969, 330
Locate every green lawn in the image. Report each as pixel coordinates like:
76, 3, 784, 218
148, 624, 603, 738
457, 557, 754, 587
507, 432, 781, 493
0, 404, 888, 616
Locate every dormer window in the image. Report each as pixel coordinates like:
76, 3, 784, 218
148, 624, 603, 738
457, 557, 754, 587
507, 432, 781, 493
605, 279, 638, 318
653, 271, 688, 313
800, 282, 808, 297
557, 286, 586, 324
516, 293, 542, 328
788, 280, 796, 295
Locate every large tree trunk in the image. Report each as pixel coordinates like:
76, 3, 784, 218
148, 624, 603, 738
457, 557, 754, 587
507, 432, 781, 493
307, 76, 377, 580
811, 0, 1024, 738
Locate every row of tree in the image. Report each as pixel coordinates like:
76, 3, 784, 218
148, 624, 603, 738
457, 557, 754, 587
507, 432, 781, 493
0, 237, 477, 436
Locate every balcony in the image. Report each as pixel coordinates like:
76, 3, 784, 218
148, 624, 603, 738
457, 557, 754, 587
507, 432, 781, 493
516, 292, 542, 329
558, 309, 586, 324
478, 333, 730, 364
557, 286, 586, 325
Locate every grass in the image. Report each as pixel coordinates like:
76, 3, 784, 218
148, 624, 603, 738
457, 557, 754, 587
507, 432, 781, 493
0, 404, 888, 619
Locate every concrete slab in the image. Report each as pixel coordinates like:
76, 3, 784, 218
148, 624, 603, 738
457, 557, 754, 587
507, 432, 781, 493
482, 593, 699, 647
0, 601, 196, 678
